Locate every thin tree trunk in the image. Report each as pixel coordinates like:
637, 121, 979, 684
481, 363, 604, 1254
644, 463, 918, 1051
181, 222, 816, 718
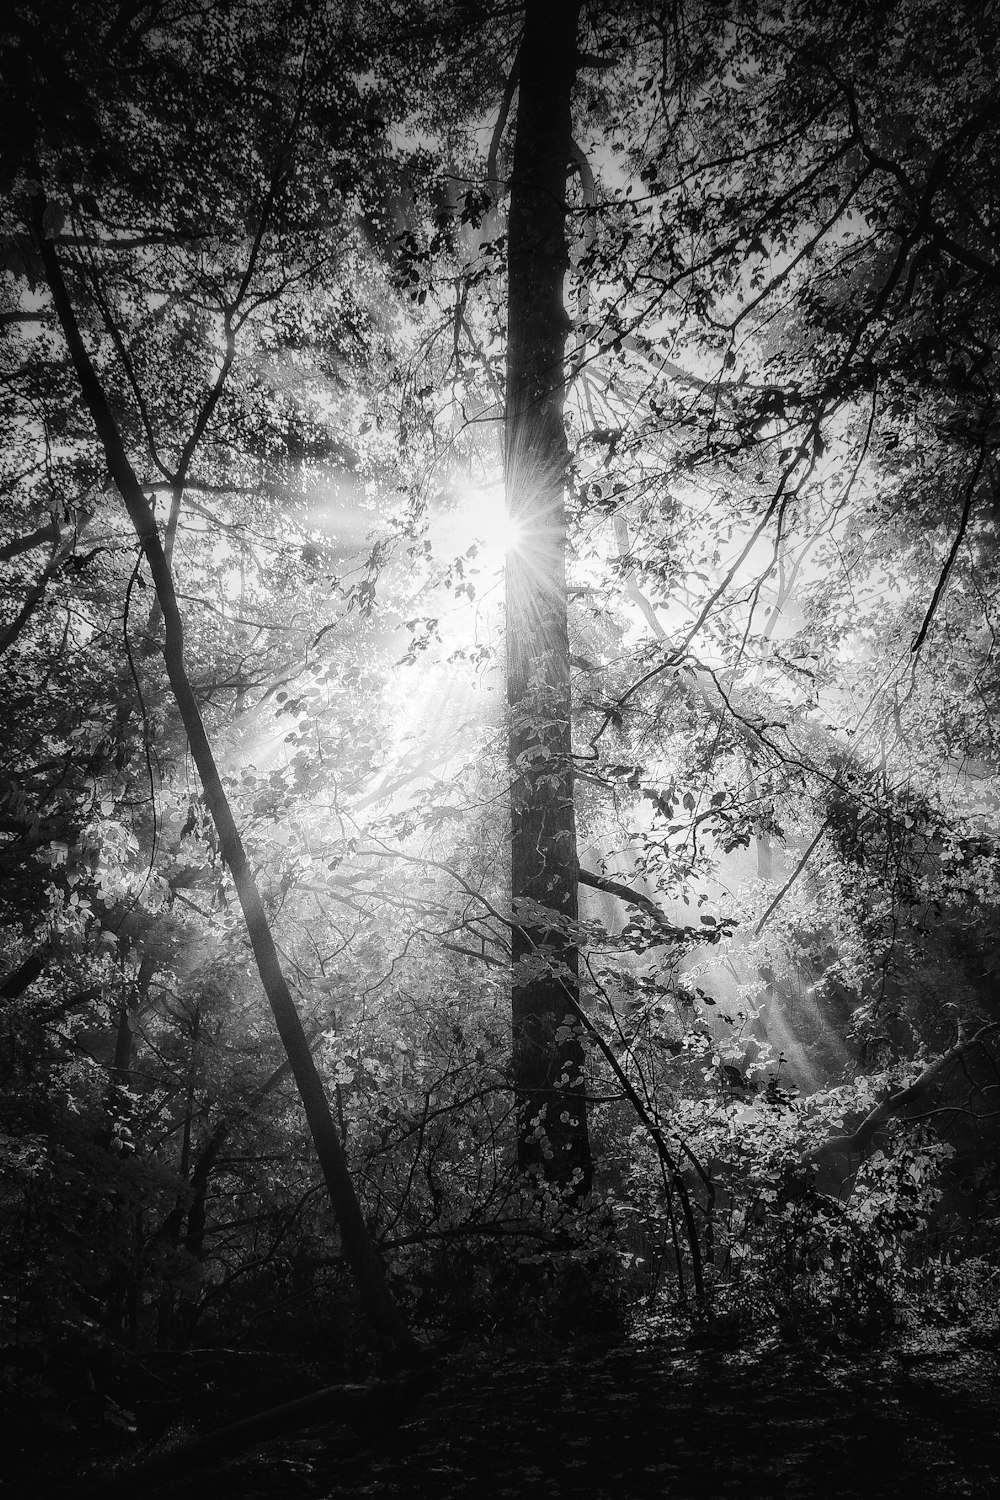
109, 953, 153, 1092
155, 1043, 305, 1248
505, 0, 592, 1199
35, 208, 414, 1364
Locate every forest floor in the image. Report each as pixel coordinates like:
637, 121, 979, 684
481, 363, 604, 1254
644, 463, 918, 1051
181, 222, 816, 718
25, 1318, 1000, 1500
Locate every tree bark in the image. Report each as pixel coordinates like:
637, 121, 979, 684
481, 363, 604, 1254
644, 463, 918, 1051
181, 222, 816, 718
0, 948, 48, 998
35, 206, 414, 1365
505, 0, 592, 1198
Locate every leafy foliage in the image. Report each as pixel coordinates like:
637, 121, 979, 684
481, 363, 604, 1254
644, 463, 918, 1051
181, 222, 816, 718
2, 6, 1000, 1475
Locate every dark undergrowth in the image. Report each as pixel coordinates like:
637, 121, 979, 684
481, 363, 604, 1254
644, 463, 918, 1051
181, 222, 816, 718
11, 1283, 1000, 1500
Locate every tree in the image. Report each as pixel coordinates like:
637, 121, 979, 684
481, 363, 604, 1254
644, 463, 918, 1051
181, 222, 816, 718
3, 0, 416, 1364
505, 0, 593, 1200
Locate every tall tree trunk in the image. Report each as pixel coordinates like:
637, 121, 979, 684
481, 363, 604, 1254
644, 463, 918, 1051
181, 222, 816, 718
505, 0, 592, 1199
35, 210, 415, 1366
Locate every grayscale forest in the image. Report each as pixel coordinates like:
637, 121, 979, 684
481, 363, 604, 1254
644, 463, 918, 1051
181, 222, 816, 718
2, 1, 999, 1495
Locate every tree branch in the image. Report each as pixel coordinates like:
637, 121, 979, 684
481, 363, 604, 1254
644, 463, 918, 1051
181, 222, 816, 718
578, 865, 684, 937
910, 447, 987, 653
800, 1024, 1000, 1170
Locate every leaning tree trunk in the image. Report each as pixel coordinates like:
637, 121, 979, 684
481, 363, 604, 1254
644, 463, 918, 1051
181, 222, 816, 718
35, 209, 414, 1366
505, 0, 592, 1200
